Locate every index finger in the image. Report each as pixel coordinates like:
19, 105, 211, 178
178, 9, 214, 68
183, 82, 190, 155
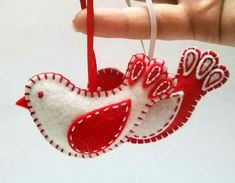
73, 4, 193, 40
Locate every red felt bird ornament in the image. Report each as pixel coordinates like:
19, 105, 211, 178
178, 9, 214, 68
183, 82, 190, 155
16, 0, 229, 158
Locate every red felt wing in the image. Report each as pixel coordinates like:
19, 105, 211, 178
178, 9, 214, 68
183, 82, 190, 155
95, 68, 125, 91
67, 99, 131, 155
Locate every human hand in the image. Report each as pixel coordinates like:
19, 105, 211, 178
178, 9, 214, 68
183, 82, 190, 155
73, 0, 235, 47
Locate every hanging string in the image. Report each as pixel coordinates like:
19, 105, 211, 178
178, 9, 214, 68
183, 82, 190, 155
79, 0, 157, 91
80, 0, 98, 92
126, 0, 157, 58
80, 0, 86, 9
125, 0, 146, 55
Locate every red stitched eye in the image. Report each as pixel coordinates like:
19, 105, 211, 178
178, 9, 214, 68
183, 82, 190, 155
38, 91, 44, 98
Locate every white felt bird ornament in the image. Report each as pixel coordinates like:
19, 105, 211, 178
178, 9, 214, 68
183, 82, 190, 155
16, 0, 229, 158
16, 47, 229, 158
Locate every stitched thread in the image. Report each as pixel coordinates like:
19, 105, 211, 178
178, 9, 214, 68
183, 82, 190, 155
68, 101, 130, 154
24, 52, 189, 157
130, 94, 182, 139
129, 48, 229, 144
145, 65, 161, 85
24, 69, 137, 158
152, 81, 171, 96
131, 61, 145, 81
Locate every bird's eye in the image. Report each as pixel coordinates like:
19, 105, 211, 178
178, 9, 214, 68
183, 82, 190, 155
37, 91, 44, 99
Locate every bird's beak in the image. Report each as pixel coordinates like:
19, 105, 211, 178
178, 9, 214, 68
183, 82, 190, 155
16, 96, 29, 109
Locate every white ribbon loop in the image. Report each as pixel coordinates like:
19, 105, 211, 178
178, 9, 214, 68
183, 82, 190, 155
126, 0, 157, 58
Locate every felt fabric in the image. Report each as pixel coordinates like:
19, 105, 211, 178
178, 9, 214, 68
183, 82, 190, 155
17, 47, 230, 157
16, 0, 230, 158
128, 92, 183, 144
96, 68, 124, 91
143, 62, 166, 88
128, 58, 146, 85
67, 99, 131, 155
128, 47, 229, 144
20, 53, 177, 158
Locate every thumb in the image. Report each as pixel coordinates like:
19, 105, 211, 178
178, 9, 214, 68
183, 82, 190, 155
73, 4, 193, 40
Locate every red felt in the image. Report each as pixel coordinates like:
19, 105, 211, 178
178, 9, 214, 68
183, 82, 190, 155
143, 62, 163, 88
148, 78, 173, 99
203, 65, 228, 91
96, 68, 125, 91
197, 51, 219, 79
128, 58, 146, 85
128, 48, 229, 144
67, 99, 131, 155
16, 96, 28, 109
155, 49, 228, 140
184, 52, 196, 73
205, 73, 221, 87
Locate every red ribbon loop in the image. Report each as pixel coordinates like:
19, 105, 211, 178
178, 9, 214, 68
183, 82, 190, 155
80, 0, 98, 92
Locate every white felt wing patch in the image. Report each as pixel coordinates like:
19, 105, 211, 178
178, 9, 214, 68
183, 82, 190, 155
129, 92, 184, 143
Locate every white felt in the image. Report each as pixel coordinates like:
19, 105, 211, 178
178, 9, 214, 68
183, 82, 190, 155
183, 48, 199, 76
196, 55, 217, 80
202, 68, 225, 91
130, 92, 183, 139
25, 69, 157, 157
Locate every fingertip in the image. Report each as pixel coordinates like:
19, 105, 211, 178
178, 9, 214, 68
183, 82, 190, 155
73, 9, 87, 33
73, 8, 130, 38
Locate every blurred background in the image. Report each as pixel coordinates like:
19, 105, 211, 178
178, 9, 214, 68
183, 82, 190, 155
0, 0, 235, 183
